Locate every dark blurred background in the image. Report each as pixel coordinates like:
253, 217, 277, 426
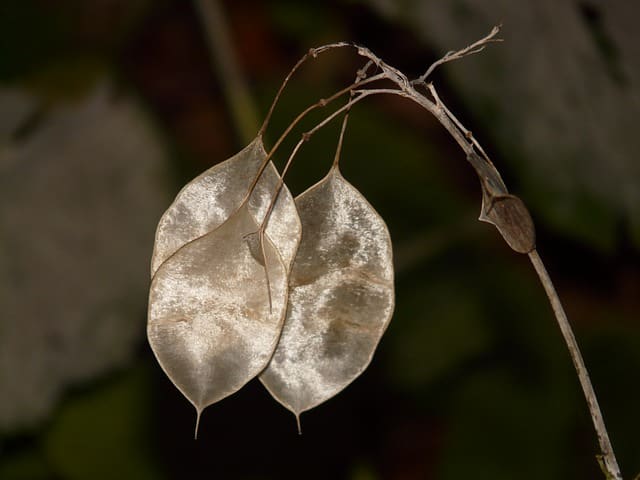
1, 1, 638, 479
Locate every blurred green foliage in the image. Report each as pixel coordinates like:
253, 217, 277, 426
43, 365, 162, 480
0, 366, 161, 480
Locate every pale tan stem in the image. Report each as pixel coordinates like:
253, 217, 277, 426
249, 29, 624, 478
259, 42, 355, 136
247, 73, 386, 196
529, 249, 622, 480
257, 88, 383, 232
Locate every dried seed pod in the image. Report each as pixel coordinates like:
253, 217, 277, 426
147, 136, 301, 435
260, 166, 395, 428
150, 136, 301, 276
467, 151, 536, 253
480, 193, 536, 254
148, 203, 288, 433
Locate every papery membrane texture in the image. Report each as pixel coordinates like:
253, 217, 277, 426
151, 136, 301, 275
261, 167, 394, 416
147, 136, 300, 415
148, 204, 288, 412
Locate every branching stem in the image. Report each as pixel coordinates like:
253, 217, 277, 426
249, 26, 623, 478
248, 73, 386, 197
413, 25, 503, 84
259, 41, 363, 136
256, 72, 381, 234
259, 62, 377, 231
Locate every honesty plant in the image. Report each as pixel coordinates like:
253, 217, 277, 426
147, 26, 624, 479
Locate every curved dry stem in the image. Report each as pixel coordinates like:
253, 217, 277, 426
256, 87, 386, 234
288, 27, 622, 479
252, 61, 379, 263
248, 72, 387, 198
332, 105, 350, 169
250, 68, 386, 311
332, 61, 372, 168
259, 41, 363, 136
425, 83, 492, 165
409, 74, 622, 480
529, 249, 621, 480
202, 27, 621, 478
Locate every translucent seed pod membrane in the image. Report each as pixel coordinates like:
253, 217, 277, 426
147, 134, 395, 435
260, 166, 394, 430
148, 136, 301, 436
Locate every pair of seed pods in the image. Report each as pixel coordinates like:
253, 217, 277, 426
147, 135, 395, 435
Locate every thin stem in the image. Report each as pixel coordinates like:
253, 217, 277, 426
259, 41, 358, 136
327, 32, 624, 479
257, 88, 383, 233
255, 60, 378, 240
259, 228, 272, 312
245, 61, 382, 313
332, 61, 372, 168
247, 69, 384, 311
391, 88, 474, 155
247, 32, 623, 479
248, 73, 386, 196
529, 249, 622, 480
259, 53, 311, 137
425, 83, 492, 165
332, 104, 350, 169
350, 84, 482, 169
266, 73, 385, 164
416, 72, 623, 479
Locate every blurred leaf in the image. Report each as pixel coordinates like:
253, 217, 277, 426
0, 83, 170, 431
43, 365, 163, 480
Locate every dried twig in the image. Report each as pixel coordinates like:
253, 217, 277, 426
256, 25, 623, 479
529, 250, 622, 480
413, 25, 503, 84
